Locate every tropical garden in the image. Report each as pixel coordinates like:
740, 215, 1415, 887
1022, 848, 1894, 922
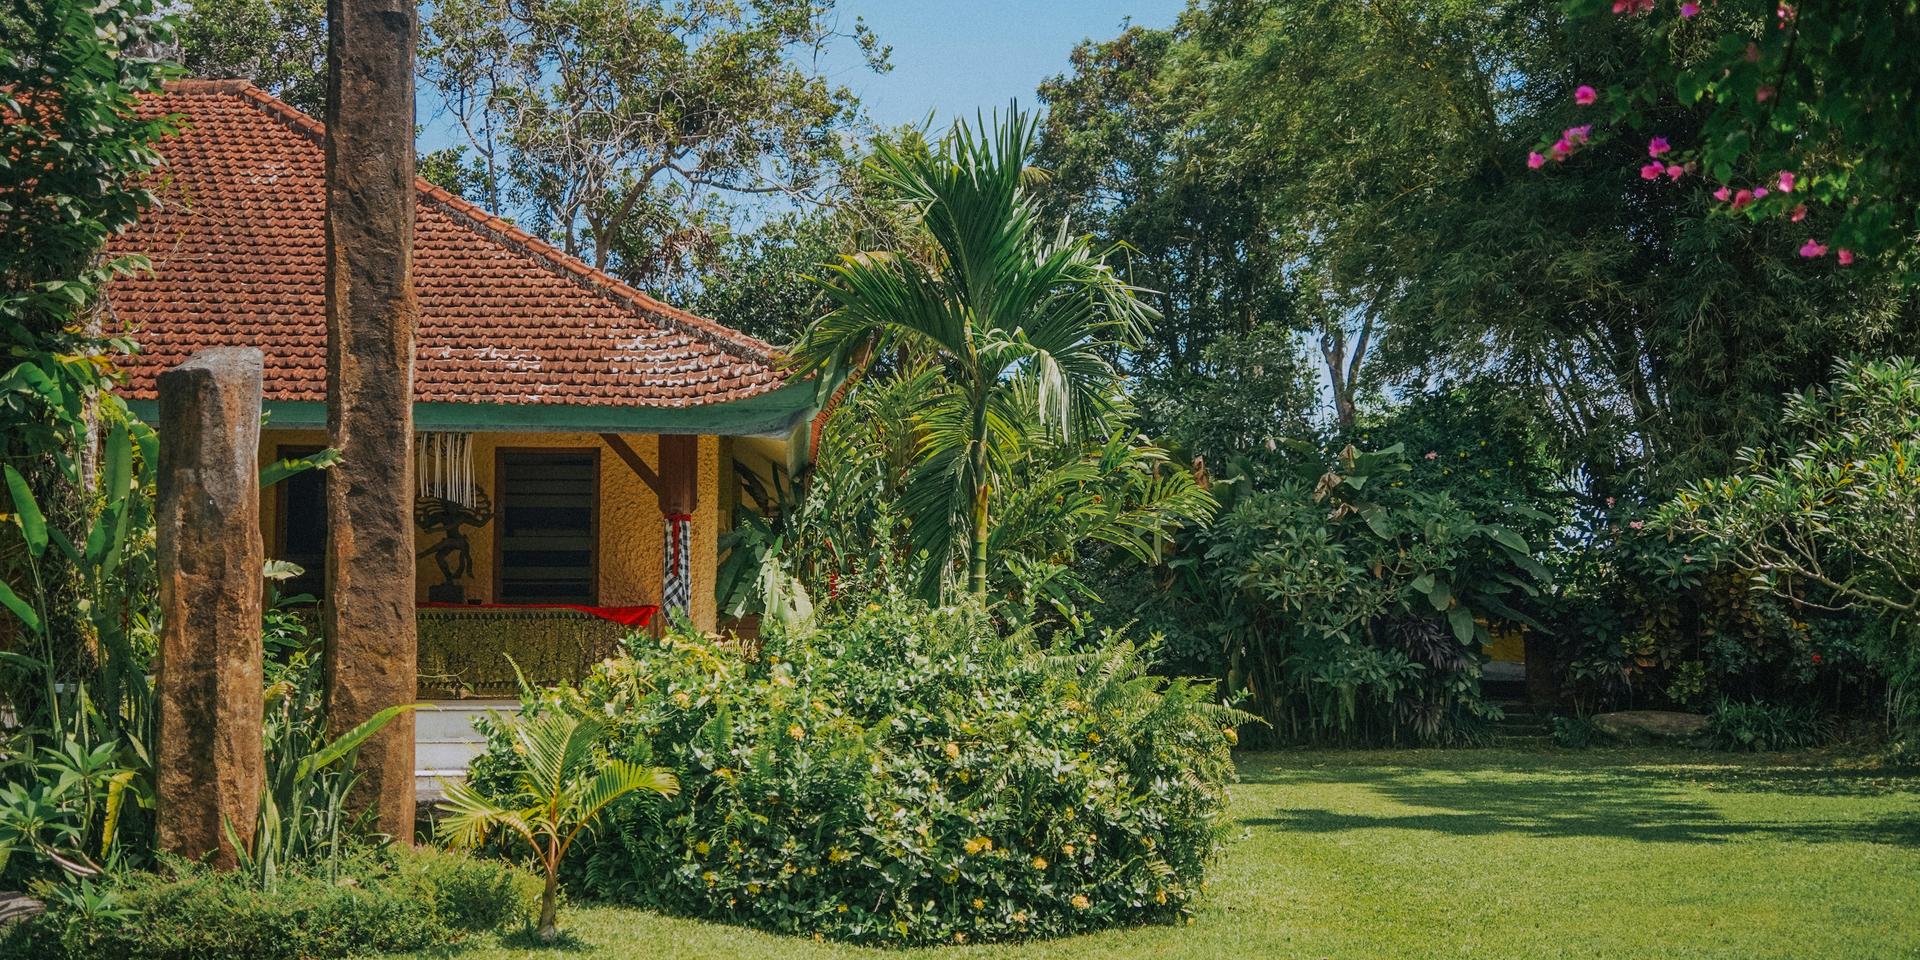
3, 0, 1919, 958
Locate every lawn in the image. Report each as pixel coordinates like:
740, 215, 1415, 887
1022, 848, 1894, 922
391, 748, 1920, 960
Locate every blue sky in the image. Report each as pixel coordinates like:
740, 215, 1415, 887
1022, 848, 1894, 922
819, 1, 1188, 131
418, 2, 1188, 151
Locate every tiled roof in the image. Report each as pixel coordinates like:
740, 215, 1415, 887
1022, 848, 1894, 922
107, 79, 786, 408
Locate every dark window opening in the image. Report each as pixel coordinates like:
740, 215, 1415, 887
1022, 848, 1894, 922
277, 445, 327, 600
497, 450, 598, 604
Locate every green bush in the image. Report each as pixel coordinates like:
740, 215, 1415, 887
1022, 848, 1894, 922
9, 846, 537, 959
393, 845, 544, 934
1550, 714, 1600, 749
1706, 698, 1832, 752
1193, 438, 1551, 745
465, 597, 1243, 946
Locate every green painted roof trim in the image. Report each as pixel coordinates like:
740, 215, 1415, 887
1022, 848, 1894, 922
126, 380, 818, 438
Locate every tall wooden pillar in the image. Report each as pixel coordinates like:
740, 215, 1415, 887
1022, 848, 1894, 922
154, 348, 266, 868
659, 435, 699, 617
323, 0, 419, 838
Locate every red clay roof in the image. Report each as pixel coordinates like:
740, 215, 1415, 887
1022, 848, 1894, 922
108, 79, 785, 408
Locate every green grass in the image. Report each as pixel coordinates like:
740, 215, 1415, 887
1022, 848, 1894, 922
391, 748, 1920, 960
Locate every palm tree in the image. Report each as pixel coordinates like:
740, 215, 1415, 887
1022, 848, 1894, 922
795, 106, 1156, 599
437, 712, 678, 941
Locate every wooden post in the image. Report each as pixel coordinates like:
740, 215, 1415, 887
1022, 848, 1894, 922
323, 0, 419, 838
154, 348, 265, 869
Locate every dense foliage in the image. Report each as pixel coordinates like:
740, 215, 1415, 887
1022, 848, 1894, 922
4, 846, 540, 959
1207, 441, 1550, 743
1659, 358, 1920, 745
1559, 0, 1920, 268
420, 0, 888, 285
794, 109, 1172, 601
466, 598, 1242, 945
1, 0, 179, 888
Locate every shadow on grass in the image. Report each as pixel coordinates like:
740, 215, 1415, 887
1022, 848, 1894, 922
1236, 751, 1920, 847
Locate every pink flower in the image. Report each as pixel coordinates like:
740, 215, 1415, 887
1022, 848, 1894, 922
1551, 137, 1572, 158
1612, 0, 1653, 12
1629, 520, 1645, 530
1528, 151, 1547, 169
1756, 84, 1775, 102
1799, 238, 1828, 258
1745, 42, 1762, 63
1565, 125, 1593, 145
1425, 451, 1439, 461
1665, 164, 1685, 180
1752, 186, 1769, 200
1647, 136, 1671, 157
1837, 249, 1855, 266
1640, 162, 1664, 180
1575, 85, 1598, 105
1790, 203, 1808, 222
1679, 0, 1700, 15
1713, 186, 1732, 202
1777, 171, 1795, 192
1731, 188, 1755, 210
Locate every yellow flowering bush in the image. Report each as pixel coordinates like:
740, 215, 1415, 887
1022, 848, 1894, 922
464, 596, 1244, 944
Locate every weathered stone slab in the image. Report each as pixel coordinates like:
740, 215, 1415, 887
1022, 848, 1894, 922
324, 0, 421, 838
154, 347, 265, 869
1592, 710, 1709, 744
0, 891, 46, 925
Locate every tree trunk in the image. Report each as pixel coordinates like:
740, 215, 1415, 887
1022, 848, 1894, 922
538, 870, 560, 941
969, 476, 989, 598
323, 0, 420, 839
967, 407, 990, 598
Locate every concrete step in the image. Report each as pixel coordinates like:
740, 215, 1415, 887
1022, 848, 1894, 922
413, 700, 514, 793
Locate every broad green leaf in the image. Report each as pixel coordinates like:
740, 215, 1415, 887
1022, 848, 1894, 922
3, 465, 47, 557
1447, 606, 1476, 645
260, 447, 342, 489
0, 578, 41, 634
1483, 525, 1530, 555
296, 702, 421, 780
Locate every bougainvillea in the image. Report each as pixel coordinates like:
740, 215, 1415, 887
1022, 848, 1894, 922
1535, 1, 1919, 273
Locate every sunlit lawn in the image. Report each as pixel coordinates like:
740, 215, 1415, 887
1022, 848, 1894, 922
390, 748, 1920, 960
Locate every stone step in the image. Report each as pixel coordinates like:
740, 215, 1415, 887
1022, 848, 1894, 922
413, 700, 512, 793
416, 738, 487, 772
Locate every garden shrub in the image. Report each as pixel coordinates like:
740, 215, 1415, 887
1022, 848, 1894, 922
465, 597, 1243, 946
1706, 698, 1832, 752
1543, 503, 1884, 721
1549, 714, 1599, 749
8, 846, 537, 959
393, 844, 544, 934
1196, 438, 1551, 744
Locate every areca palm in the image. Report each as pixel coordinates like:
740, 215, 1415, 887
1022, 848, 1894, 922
796, 106, 1156, 599
437, 711, 677, 941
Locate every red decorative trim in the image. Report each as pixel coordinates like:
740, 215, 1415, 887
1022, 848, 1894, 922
665, 512, 695, 522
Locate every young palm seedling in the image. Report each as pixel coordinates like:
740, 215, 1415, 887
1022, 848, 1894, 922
436, 711, 678, 940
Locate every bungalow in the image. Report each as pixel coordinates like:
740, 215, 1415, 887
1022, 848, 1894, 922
107, 80, 811, 700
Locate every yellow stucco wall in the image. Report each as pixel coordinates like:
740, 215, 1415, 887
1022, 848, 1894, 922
259, 430, 723, 631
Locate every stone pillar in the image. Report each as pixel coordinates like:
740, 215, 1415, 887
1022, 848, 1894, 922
323, 0, 419, 838
154, 348, 266, 869
659, 435, 699, 618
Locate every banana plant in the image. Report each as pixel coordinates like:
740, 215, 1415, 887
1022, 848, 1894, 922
437, 711, 679, 941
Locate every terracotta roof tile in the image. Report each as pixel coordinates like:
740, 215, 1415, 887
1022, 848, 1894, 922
107, 79, 786, 408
